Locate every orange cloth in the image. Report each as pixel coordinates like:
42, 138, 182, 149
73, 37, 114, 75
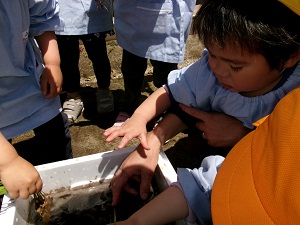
279, 0, 300, 15
212, 86, 300, 224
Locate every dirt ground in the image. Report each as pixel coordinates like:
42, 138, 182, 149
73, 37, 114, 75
12, 33, 205, 171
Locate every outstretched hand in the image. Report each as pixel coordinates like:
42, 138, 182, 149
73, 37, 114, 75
104, 115, 150, 150
179, 104, 251, 148
110, 144, 159, 206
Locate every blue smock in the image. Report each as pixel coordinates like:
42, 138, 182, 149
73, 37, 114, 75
175, 155, 224, 225
0, 0, 62, 139
56, 0, 114, 35
114, 0, 196, 63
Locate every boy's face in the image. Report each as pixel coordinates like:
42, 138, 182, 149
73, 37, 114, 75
207, 45, 283, 97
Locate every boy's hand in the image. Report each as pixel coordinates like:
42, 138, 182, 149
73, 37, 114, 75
0, 156, 43, 199
110, 143, 158, 206
41, 64, 63, 98
104, 115, 150, 150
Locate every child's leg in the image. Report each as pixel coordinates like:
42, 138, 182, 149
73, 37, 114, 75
81, 33, 111, 89
56, 35, 81, 95
32, 112, 72, 165
57, 35, 83, 123
150, 59, 178, 88
119, 49, 148, 116
82, 33, 114, 113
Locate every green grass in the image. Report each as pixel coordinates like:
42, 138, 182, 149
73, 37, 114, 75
108, 207, 117, 225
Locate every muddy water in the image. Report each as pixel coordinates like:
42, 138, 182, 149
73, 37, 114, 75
27, 182, 156, 225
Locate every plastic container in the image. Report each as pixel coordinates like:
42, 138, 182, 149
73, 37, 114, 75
0, 147, 187, 225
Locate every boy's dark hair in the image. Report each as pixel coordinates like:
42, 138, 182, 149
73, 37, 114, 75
193, 0, 300, 70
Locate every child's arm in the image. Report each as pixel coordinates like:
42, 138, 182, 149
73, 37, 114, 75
104, 87, 172, 149
35, 31, 63, 99
116, 186, 189, 225
0, 133, 42, 199
111, 113, 188, 205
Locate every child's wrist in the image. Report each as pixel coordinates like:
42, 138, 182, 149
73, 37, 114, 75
0, 143, 20, 172
131, 113, 149, 125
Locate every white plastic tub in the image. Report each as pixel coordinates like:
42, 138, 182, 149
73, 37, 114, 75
0, 147, 187, 225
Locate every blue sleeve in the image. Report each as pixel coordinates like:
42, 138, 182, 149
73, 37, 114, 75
167, 50, 217, 110
178, 155, 224, 225
29, 0, 62, 36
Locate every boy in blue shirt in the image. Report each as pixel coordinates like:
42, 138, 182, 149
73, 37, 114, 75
0, 0, 72, 199
105, 0, 300, 213
56, 0, 115, 124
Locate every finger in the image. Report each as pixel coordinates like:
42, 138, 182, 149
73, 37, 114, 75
103, 127, 115, 137
179, 103, 209, 121
36, 179, 43, 193
111, 170, 130, 206
40, 79, 48, 96
123, 182, 138, 196
56, 84, 62, 95
139, 134, 150, 150
139, 171, 153, 200
105, 129, 125, 142
117, 134, 136, 149
45, 83, 58, 99
130, 174, 141, 183
19, 189, 30, 199
194, 120, 206, 132
104, 126, 122, 136
43, 83, 52, 98
28, 185, 38, 195
111, 181, 122, 206
7, 190, 19, 200
122, 174, 141, 196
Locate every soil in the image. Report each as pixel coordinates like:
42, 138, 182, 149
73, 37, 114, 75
29, 180, 175, 225
12, 33, 205, 172
29, 183, 155, 225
